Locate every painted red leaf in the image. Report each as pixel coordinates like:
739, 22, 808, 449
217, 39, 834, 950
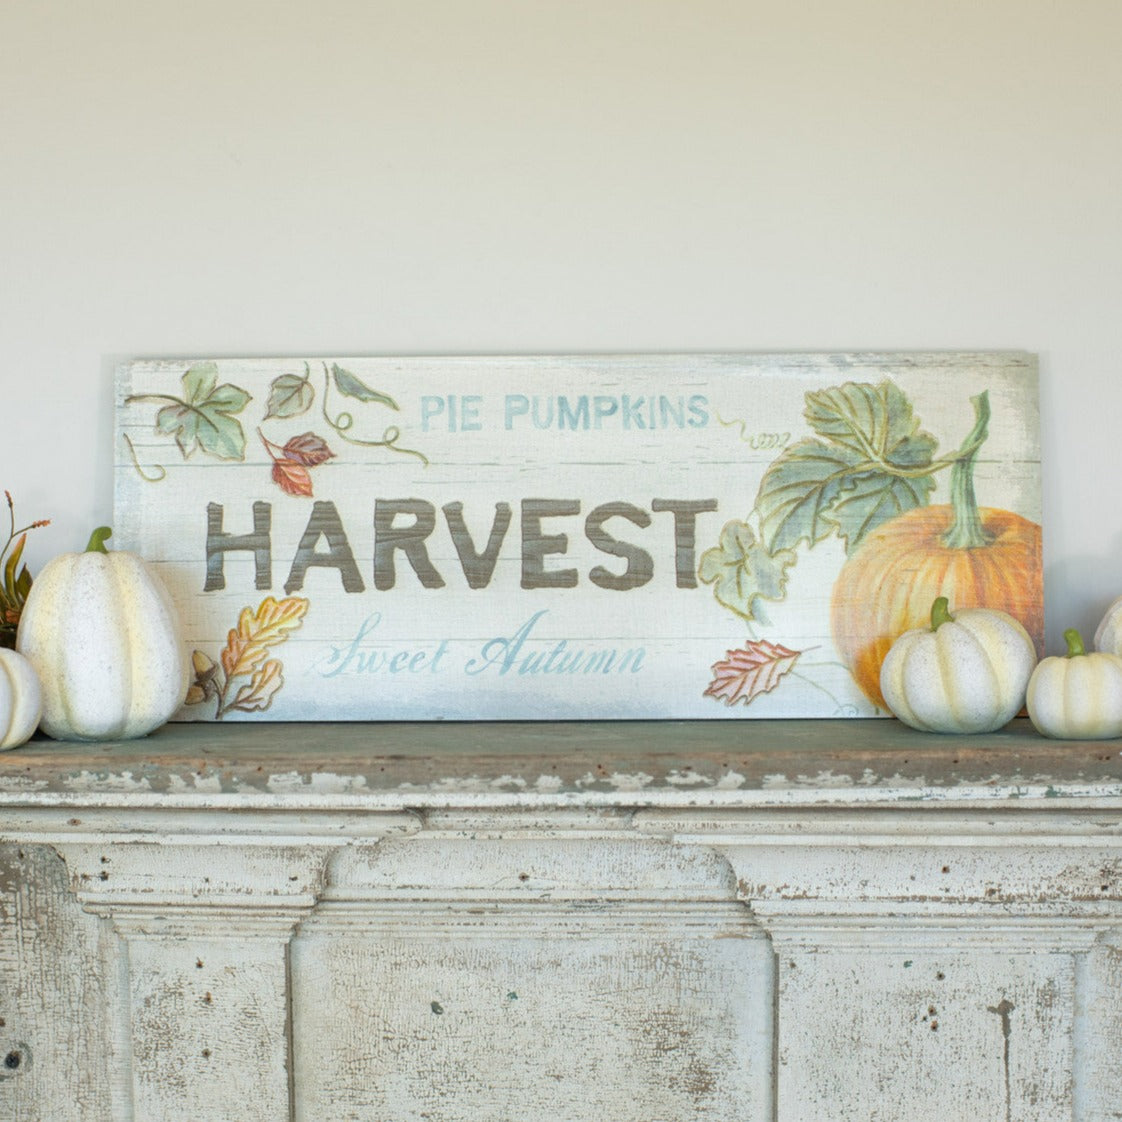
705, 640, 802, 706
272, 458, 313, 497
282, 431, 336, 466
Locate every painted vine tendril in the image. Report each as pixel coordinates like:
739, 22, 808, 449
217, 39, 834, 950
319, 363, 429, 465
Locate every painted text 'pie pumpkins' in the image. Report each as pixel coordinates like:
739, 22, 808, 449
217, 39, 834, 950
831, 396, 1042, 710
16, 527, 190, 741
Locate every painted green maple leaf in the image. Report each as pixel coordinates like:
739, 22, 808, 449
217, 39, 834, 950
698, 519, 796, 622
129, 363, 251, 461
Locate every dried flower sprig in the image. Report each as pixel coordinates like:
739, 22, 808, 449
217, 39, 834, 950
1, 491, 50, 649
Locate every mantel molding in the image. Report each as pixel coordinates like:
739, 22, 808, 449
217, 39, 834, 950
746, 901, 1121, 951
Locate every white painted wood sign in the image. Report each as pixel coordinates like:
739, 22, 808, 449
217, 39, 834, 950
113, 353, 1042, 721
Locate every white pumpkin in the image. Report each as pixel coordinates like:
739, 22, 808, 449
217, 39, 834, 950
16, 527, 189, 741
1094, 595, 1122, 656
0, 647, 42, 749
1027, 628, 1122, 740
880, 597, 1037, 734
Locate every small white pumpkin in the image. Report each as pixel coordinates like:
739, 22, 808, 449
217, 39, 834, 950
1027, 628, 1122, 740
1094, 595, 1122, 656
0, 647, 42, 749
16, 527, 189, 741
880, 596, 1037, 734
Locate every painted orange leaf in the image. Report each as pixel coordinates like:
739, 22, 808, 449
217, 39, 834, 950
705, 640, 802, 706
221, 595, 310, 681
272, 458, 314, 497
231, 658, 285, 713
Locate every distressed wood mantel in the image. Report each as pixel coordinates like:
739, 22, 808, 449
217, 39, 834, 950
2, 720, 1121, 1121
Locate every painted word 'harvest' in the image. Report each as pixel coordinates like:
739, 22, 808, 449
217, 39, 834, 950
203, 498, 719, 595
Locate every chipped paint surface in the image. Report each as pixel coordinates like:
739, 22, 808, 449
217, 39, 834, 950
61, 769, 154, 793
1, 719, 1121, 811
1, 719, 1121, 1119
0, 845, 115, 1120
265, 769, 373, 795
777, 950, 1074, 1120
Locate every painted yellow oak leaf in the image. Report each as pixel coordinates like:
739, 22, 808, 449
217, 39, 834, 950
231, 658, 285, 713
220, 595, 309, 680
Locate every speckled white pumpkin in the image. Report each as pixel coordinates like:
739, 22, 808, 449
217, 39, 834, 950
1027, 629, 1122, 740
0, 647, 42, 749
1094, 595, 1122, 656
16, 528, 190, 741
879, 597, 1037, 734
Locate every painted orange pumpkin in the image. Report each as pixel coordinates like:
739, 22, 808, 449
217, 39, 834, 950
830, 392, 1042, 710
832, 504, 1042, 709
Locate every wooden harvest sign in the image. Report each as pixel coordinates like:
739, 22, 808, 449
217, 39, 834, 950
113, 353, 1042, 721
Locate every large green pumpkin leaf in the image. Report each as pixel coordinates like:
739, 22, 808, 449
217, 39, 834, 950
830, 466, 933, 549
756, 381, 939, 555
804, 380, 937, 470
155, 363, 251, 460
826, 468, 936, 551
754, 438, 863, 554
698, 519, 797, 621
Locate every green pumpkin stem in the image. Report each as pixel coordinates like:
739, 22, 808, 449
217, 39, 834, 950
85, 526, 113, 554
930, 596, 954, 630
940, 391, 995, 551
1063, 628, 1087, 658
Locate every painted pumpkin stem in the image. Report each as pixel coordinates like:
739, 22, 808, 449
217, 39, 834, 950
930, 596, 954, 630
85, 526, 113, 554
1063, 628, 1087, 658
940, 391, 995, 551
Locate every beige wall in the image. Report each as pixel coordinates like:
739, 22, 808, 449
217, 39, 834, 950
3, 0, 1120, 647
